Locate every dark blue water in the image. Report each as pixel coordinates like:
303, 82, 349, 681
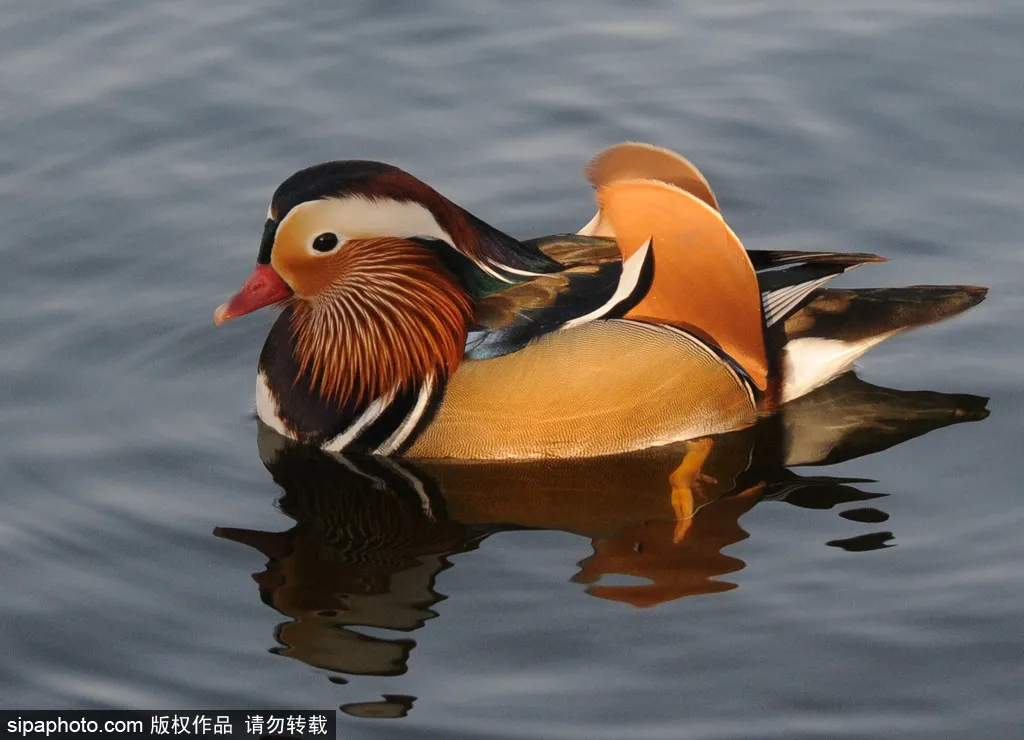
2, 2, 1022, 738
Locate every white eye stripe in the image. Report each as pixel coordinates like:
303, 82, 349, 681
274, 194, 521, 283
279, 195, 457, 247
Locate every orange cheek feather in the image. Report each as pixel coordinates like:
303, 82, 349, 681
282, 237, 474, 408
270, 210, 343, 298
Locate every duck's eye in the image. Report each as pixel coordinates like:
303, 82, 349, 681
312, 232, 340, 253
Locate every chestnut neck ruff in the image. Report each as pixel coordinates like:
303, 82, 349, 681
287, 238, 474, 411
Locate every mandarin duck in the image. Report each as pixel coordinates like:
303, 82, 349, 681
214, 143, 986, 459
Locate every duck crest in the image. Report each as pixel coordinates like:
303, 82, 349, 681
259, 238, 473, 451
268, 160, 561, 281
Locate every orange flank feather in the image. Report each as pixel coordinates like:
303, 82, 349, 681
285, 238, 473, 408
405, 320, 757, 460
596, 179, 768, 390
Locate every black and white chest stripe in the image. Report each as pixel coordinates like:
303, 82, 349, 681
256, 308, 447, 455
256, 370, 444, 455
323, 375, 441, 455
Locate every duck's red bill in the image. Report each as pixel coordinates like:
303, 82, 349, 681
213, 263, 293, 326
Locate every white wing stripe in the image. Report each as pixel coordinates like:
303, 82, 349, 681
563, 238, 652, 330
762, 275, 835, 327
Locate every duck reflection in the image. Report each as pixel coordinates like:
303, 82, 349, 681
215, 371, 987, 709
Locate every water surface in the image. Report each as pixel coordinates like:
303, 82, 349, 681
2, 2, 1022, 738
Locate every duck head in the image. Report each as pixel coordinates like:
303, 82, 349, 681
215, 160, 560, 326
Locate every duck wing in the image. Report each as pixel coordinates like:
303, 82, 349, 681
749, 250, 887, 328
597, 179, 768, 390
582, 142, 720, 225
464, 235, 653, 359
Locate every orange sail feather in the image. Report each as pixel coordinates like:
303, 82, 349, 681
597, 179, 768, 390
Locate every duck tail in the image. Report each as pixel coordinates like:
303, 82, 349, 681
777, 285, 988, 402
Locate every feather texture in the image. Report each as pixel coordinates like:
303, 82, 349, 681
406, 319, 758, 459
288, 238, 473, 408
598, 179, 768, 389
464, 235, 655, 359
585, 141, 720, 211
